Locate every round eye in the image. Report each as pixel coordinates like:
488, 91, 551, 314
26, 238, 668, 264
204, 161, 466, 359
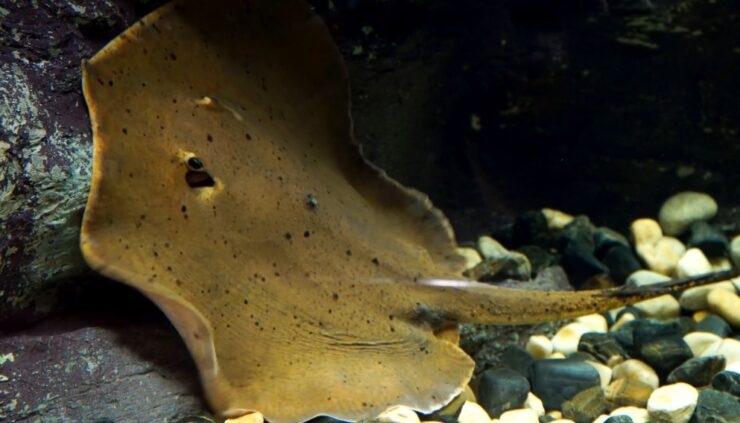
187, 157, 204, 170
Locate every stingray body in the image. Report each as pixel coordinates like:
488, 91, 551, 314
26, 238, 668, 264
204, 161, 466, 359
80, 1, 732, 422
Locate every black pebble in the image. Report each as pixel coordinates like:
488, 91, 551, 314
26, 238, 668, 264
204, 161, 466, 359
687, 221, 729, 258
711, 370, 740, 397
637, 337, 694, 378
604, 415, 633, 423
530, 359, 601, 410
578, 332, 629, 365
696, 315, 732, 338
690, 389, 740, 422
475, 367, 530, 418
499, 345, 535, 379
666, 355, 726, 386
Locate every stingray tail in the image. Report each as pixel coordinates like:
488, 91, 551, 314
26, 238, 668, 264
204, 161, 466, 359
408, 270, 738, 325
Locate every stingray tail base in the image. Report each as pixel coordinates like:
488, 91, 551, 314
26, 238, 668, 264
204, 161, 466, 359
412, 269, 738, 326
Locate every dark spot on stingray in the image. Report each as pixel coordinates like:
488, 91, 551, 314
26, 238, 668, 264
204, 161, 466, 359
186, 170, 215, 188
170, 53, 177, 61
122, 128, 128, 135
244, 299, 249, 305
141, 82, 147, 87
129, 173, 134, 178
172, 98, 177, 104
108, 80, 113, 86
181, 205, 187, 212
245, 132, 252, 140
303, 230, 310, 238
207, 134, 213, 142
96, 77, 104, 86
332, 293, 339, 300
372, 257, 379, 265
346, 250, 352, 256
284, 232, 292, 240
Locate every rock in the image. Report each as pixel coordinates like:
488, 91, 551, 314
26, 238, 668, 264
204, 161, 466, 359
679, 282, 736, 312
633, 295, 681, 320
625, 270, 671, 288
683, 332, 723, 357
499, 345, 535, 379
692, 310, 712, 323
457, 401, 490, 423
676, 248, 712, 278
601, 245, 642, 284
631, 218, 663, 247
686, 222, 728, 258
607, 406, 650, 423
689, 388, 739, 423
472, 236, 532, 281
610, 312, 638, 332
475, 367, 530, 418
562, 386, 607, 423
498, 408, 539, 423
516, 245, 557, 275
586, 360, 613, 389
375, 406, 420, 423
603, 416, 634, 423
526, 335, 553, 360
646, 382, 698, 423
711, 370, 740, 396
701, 338, 740, 370
523, 392, 545, 416
541, 208, 574, 230
0, 310, 209, 422
578, 332, 628, 366
637, 337, 694, 377
512, 210, 552, 248
455, 247, 482, 270
710, 257, 734, 272
575, 314, 608, 333
667, 355, 726, 387
594, 227, 631, 257
553, 323, 594, 355
695, 315, 732, 338
730, 235, 740, 269
529, 359, 601, 410
707, 289, 740, 328
612, 359, 660, 389
658, 191, 718, 236
604, 379, 654, 408
615, 319, 692, 357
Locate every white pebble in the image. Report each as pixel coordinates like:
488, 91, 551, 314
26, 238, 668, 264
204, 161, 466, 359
631, 218, 663, 246
549, 420, 576, 423
575, 314, 608, 333
692, 310, 712, 322
679, 281, 736, 311
375, 405, 420, 423
633, 294, 681, 320
638, 237, 684, 276
586, 360, 613, 389
707, 289, 740, 328
626, 270, 671, 287
683, 332, 723, 357
658, 191, 718, 236
612, 359, 659, 389
710, 257, 733, 272
647, 382, 698, 423
548, 352, 566, 359
455, 247, 482, 270
552, 322, 592, 355
541, 208, 574, 229
499, 408, 538, 423
676, 248, 712, 278
477, 236, 508, 260
523, 392, 544, 416
526, 335, 553, 360
457, 401, 490, 423
700, 338, 740, 369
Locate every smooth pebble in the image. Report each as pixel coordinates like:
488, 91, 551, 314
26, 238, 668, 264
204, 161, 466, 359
542, 208, 574, 229
658, 191, 718, 236
576, 314, 608, 333
225, 413, 264, 423
701, 338, 740, 369
730, 235, 740, 269
455, 247, 482, 270
612, 359, 659, 389
676, 248, 712, 278
679, 281, 736, 311
610, 406, 650, 422
523, 392, 544, 416
683, 332, 723, 357
457, 401, 490, 423
647, 383, 698, 423
587, 360, 613, 389
498, 408, 538, 423
526, 335, 553, 360
552, 323, 593, 355
706, 289, 740, 328
625, 270, 670, 287
633, 294, 680, 320
375, 405, 420, 423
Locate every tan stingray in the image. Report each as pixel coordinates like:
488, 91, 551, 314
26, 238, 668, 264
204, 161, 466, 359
80, 0, 733, 422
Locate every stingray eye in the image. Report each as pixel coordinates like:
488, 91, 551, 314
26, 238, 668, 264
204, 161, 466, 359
185, 156, 215, 188
187, 157, 204, 170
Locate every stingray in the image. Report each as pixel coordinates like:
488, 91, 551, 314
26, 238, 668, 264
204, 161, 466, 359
79, 0, 734, 421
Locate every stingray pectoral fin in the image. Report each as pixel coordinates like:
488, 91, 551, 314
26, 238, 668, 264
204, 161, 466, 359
406, 270, 738, 325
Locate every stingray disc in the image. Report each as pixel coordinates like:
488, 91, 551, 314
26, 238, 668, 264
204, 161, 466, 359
81, 0, 472, 421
